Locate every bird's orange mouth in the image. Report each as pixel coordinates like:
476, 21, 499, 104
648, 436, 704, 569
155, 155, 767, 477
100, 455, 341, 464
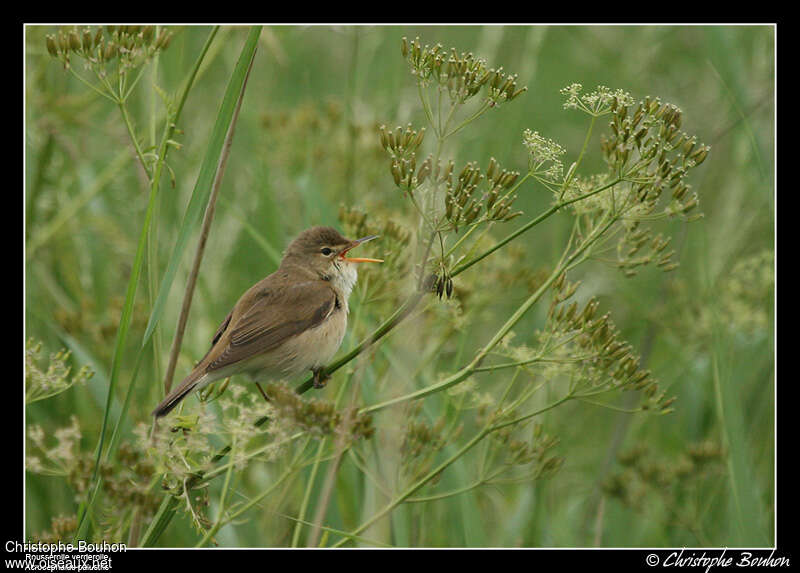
340, 235, 383, 263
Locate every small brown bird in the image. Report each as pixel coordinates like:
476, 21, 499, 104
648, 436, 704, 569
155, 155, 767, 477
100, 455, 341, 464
152, 226, 382, 417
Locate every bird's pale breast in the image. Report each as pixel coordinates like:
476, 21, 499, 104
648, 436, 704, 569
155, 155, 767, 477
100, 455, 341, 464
236, 304, 348, 381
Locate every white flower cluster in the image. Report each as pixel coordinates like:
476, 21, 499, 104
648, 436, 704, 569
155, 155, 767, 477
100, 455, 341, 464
522, 129, 566, 182
560, 83, 633, 115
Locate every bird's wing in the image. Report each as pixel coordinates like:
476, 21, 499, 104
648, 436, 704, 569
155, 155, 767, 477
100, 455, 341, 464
204, 280, 337, 373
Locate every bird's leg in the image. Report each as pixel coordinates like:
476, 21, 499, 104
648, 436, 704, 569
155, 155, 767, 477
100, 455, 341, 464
312, 367, 330, 389
255, 381, 270, 402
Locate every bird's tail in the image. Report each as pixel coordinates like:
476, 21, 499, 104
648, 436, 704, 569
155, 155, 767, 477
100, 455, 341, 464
151, 370, 206, 418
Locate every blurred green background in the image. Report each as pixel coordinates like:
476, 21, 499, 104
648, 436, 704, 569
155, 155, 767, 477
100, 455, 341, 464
25, 25, 774, 547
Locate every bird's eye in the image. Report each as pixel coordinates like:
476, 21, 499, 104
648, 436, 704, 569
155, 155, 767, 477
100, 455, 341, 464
321, 247, 333, 256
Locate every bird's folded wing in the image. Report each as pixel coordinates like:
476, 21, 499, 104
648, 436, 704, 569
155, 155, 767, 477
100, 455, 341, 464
206, 280, 337, 372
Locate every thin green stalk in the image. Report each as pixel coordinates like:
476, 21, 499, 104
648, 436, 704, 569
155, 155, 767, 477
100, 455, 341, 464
451, 203, 559, 278
291, 438, 327, 546
224, 437, 312, 524
405, 480, 487, 503
307, 381, 359, 547
559, 115, 596, 200
121, 63, 149, 102
444, 100, 491, 139
333, 392, 571, 547
145, 37, 164, 389
197, 430, 305, 485
418, 82, 437, 137
440, 99, 459, 140
279, 515, 395, 548
347, 450, 392, 498
139, 496, 179, 547
196, 437, 237, 547
67, 67, 117, 102
489, 392, 573, 432
495, 171, 532, 206
118, 101, 153, 181
331, 426, 490, 547
473, 352, 599, 373
444, 221, 480, 259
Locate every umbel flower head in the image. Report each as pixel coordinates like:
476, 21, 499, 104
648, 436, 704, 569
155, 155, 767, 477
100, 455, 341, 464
45, 25, 172, 72
560, 83, 634, 115
545, 273, 675, 414
523, 129, 566, 182
25, 338, 93, 404
442, 157, 523, 232
401, 36, 526, 107
377, 123, 525, 232
554, 84, 710, 277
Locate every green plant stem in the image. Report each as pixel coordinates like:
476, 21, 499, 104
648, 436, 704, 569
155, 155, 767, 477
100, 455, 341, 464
440, 99, 459, 140
359, 269, 558, 416
118, 101, 153, 181
122, 63, 149, 102
224, 438, 311, 523
332, 392, 570, 547
495, 171, 532, 207
444, 221, 481, 259
146, 40, 164, 387
290, 438, 327, 546
405, 479, 488, 503
418, 82, 437, 137
307, 377, 356, 547
490, 392, 574, 432
196, 430, 305, 485
196, 438, 237, 547
560, 115, 596, 200
67, 67, 117, 102
139, 496, 179, 547
331, 425, 490, 547
444, 100, 491, 139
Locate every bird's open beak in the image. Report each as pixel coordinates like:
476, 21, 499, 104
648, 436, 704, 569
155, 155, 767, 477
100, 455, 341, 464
340, 235, 383, 263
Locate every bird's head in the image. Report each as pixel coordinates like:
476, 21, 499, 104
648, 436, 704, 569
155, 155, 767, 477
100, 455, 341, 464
282, 227, 382, 295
